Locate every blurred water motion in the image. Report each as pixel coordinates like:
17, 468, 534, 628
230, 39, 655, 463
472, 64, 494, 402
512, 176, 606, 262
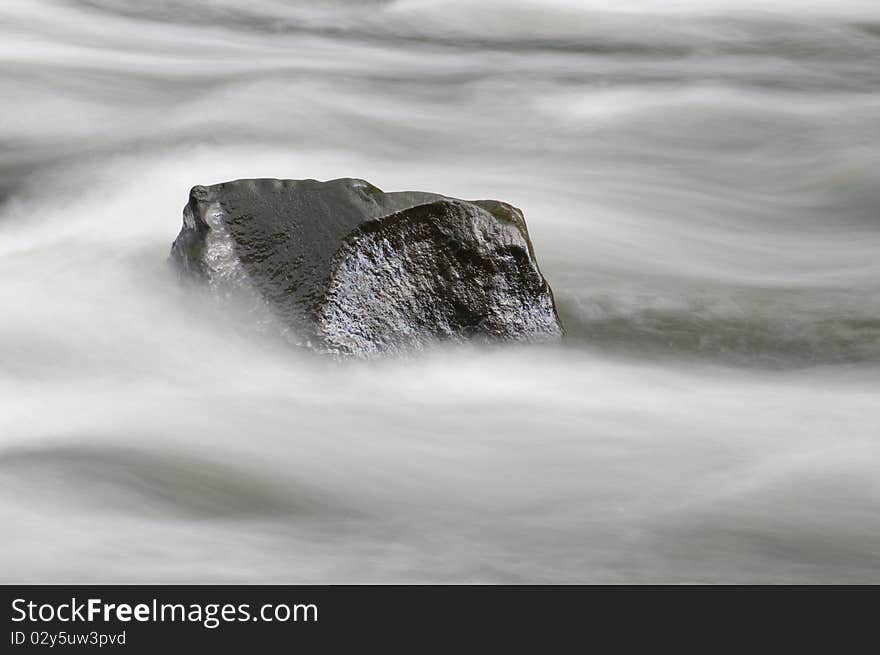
1, 0, 879, 582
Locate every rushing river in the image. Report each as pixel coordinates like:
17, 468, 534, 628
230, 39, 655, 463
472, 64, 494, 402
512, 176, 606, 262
2, 0, 880, 582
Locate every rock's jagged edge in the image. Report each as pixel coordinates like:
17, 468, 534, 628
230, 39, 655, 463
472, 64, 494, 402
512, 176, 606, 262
170, 178, 563, 357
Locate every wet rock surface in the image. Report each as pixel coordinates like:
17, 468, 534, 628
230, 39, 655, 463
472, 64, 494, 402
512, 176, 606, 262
171, 178, 562, 356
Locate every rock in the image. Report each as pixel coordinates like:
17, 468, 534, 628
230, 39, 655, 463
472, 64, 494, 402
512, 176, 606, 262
170, 178, 562, 356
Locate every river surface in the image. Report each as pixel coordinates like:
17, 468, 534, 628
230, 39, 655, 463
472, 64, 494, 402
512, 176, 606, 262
2, 0, 880, 582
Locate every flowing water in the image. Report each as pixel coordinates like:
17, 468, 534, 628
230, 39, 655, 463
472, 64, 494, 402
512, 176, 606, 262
2, 0, 880, 582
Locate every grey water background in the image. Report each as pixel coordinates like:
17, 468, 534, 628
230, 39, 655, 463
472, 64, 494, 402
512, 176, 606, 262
1, 0, 880, 582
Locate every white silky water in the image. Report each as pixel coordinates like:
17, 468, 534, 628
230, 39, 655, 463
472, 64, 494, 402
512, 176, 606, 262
1, 0, 880, 582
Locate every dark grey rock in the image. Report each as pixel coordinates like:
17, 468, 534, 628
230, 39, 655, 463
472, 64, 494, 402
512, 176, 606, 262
170, 178, 562, 356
